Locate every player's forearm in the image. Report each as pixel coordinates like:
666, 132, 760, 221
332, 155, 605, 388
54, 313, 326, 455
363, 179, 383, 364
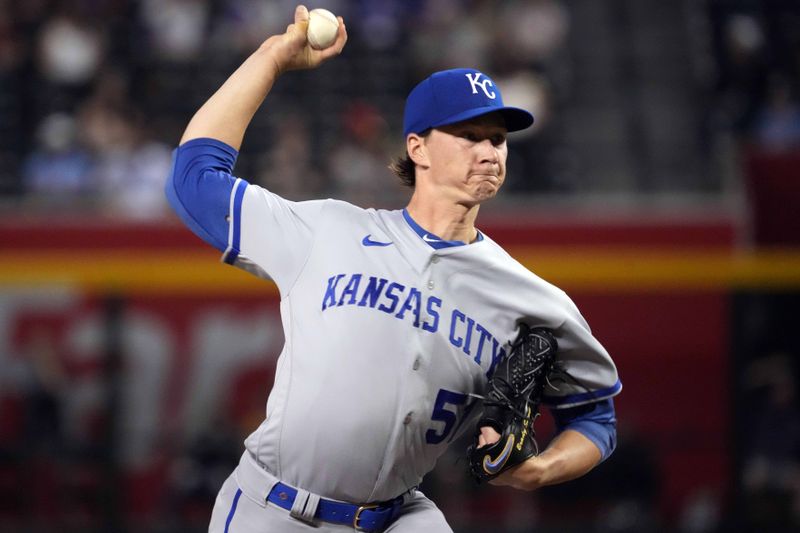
180, 40, 282, 149
493, 429, 602, 491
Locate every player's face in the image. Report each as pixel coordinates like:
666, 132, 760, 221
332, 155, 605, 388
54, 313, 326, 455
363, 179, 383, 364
422, 113, 508, 205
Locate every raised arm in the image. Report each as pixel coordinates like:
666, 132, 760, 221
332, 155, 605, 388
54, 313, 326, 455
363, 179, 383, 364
180, 5, 347, 149
165, 6, 345, 258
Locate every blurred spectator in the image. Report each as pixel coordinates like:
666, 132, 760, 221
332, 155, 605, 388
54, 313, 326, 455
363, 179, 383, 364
327, 100, 404, 206
411, 0, 493, 74
210, 0, 291, 54
36, 9, 104, 86
751, 76, 800, 153
350, 0, 403, 51
493, 0, 570, 72
91, 68, 134, 110
81, 100, 172, 218
22, 112, 95, 200
22, 61, 174, 217
741, 352, 800, 530
710, 13, 769, 136
496, 72, 576, 193
254, 112, 326, 199
678, 488, 721, 533
496, 71, 553, 138
139, 0, 210, 62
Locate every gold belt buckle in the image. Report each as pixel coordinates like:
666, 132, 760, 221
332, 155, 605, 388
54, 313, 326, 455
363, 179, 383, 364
353, 503, 380, 531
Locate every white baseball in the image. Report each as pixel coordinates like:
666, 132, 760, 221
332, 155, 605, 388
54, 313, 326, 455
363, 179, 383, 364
307, 8, 339, 50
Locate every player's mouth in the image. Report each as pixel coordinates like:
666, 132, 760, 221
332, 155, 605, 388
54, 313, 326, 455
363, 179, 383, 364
471, 173, 501, 184
471, 169, 500, 177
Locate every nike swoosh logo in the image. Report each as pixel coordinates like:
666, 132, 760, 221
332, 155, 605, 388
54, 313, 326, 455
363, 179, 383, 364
422, 234, 440, 243
362, 234, 393, 247
482, 434, 516, 475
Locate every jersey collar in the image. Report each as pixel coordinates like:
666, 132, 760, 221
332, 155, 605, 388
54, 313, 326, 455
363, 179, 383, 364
402, 208, 484, 250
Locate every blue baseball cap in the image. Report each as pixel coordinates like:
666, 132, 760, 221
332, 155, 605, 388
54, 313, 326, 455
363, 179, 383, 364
403, 68, 534, 136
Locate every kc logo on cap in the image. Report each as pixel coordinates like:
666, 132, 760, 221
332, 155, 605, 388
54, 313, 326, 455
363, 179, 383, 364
465, 72, 496, 99
403, 68, 533, 136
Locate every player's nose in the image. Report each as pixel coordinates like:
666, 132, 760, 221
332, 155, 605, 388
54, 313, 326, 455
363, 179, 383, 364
476, 139, 500, 165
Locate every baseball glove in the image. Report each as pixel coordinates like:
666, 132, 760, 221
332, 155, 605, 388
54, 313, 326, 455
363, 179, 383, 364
467, 324, 558, 483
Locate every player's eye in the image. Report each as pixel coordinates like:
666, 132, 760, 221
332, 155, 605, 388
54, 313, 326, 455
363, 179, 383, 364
462, 131, 480, 142
491, 134, 506, 146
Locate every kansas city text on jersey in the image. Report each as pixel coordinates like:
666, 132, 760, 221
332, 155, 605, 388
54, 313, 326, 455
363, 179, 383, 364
321, 273, 507, 377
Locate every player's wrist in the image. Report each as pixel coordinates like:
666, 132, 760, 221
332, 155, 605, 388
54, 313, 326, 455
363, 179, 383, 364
256, 35, 295, 76
258, 19, 315, 74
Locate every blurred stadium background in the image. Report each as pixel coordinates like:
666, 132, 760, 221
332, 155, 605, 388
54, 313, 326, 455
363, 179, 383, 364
1, 0, 799, 532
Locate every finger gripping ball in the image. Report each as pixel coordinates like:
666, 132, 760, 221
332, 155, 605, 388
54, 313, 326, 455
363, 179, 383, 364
307, 8, 339, 50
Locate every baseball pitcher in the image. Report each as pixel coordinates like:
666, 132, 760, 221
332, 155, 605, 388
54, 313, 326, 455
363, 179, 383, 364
165, 6, 621, 532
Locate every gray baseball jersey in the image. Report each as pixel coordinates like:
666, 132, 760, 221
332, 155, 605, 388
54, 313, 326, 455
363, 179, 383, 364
222, 179, 621, 504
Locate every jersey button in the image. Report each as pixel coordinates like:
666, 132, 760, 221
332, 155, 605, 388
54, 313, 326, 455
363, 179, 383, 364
427, 280, 435, 290
403, 412, 413, 425
412, 358, 421, 370
431, 256, 440, 264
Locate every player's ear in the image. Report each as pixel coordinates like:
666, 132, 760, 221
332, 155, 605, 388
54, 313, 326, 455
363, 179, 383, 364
407, 133, 429, 168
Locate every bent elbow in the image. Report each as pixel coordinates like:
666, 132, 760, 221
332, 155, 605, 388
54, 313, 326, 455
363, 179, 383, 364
163, 142, 239, 252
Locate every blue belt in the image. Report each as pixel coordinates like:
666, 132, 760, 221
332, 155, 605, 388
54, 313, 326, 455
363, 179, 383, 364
266, 482, 404, 532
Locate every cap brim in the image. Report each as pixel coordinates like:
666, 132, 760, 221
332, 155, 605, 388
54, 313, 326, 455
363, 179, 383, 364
429, 105, 534, 133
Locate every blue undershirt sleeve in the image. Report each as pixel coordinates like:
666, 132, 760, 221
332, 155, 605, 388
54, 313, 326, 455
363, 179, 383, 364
165, 137, 243, 252
551, 398, 618, 462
